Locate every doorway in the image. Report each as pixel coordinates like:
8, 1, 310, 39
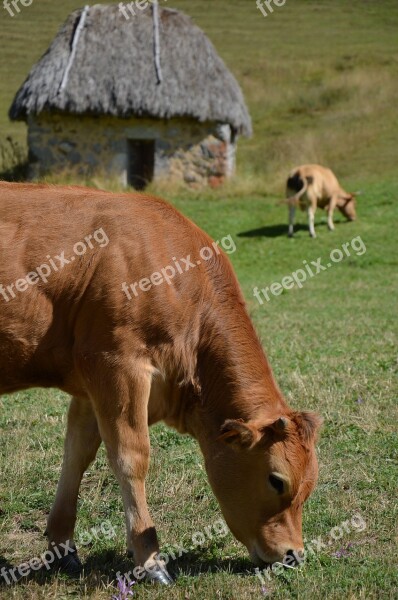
127, 139, 155, 190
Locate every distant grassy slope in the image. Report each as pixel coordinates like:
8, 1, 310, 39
1, 0, 398, 186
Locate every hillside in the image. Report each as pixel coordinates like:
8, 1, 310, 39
1, 0, 398, 188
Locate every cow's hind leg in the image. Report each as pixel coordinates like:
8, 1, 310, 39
46, 397, 101, 573
288, 203, 296, 237
87, 359, 173, 585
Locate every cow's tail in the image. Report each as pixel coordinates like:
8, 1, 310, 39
279, 171, 308, 207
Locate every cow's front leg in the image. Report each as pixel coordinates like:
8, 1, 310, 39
307, 205, 316, 238
327, 196, 338, 231
46, 397, 101, 574
89, 361, 173, 585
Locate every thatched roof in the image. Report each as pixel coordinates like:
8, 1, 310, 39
9, 4, 252, 136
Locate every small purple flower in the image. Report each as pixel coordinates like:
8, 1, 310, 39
356, 396, 364, 404
112, 575, 135, 600
261, 586, 269, 596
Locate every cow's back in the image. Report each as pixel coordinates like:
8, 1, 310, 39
0, 183, 238, 395
299, 165, 341, 197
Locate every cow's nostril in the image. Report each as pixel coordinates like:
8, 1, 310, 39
285, 549, 305, 566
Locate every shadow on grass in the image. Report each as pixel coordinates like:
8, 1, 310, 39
0, 546, 254, 591
168, 550, 253, 579
237, 221, 336, 238
0, 555, 17, 585
81, 547, 254, 589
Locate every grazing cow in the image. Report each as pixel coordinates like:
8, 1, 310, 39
286, 164, 357, 238
0, 182, 322, 584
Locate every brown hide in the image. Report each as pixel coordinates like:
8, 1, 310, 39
0, 182, 321, 572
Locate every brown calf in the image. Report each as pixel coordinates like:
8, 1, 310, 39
0, 182, 322, 583
286, 164, 357, 238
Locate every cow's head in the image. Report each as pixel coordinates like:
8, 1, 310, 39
337, 194, 357, 221
206, 411, 322, 565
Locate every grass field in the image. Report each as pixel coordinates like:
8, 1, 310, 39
0, 1, 398, 599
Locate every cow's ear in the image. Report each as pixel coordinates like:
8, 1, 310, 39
261, 416, 291, 435
260, 416, 291, 440
294, 411, 323, 443
269, 416, 289, 433
217, 419, 261, 450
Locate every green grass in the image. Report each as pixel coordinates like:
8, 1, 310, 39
1, 182, 397, 599
1, 1, 398, 599
1, 0, 398, 184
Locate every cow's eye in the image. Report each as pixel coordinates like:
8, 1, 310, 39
268, 474, 285, 495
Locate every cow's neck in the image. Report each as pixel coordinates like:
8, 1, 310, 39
172, 301, 287, 448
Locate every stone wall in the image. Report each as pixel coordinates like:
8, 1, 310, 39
27, 113, 236, 187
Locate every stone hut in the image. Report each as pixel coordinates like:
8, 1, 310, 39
9, 4, 252, 188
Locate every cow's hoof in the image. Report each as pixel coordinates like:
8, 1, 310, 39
145, 565, 174, 585
54, 551, 82, 577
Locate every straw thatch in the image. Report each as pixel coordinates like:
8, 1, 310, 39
9, 4, 252, 136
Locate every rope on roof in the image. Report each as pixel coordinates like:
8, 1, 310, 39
59, 5, 90, 94
152, 1, 163, 85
